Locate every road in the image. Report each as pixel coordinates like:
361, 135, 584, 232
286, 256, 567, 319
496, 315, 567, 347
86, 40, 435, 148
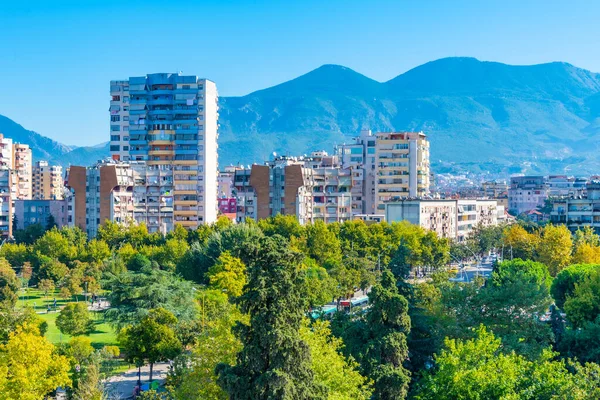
104, 362, 170, 399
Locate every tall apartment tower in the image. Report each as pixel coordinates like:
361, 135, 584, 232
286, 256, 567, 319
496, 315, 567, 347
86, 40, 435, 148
374, 131, 430, 212
14, 143, 32, 200
0, 135, 13, 237
109, 73, 218, 228
337, 129, 377, 215
32, 161, 63, 200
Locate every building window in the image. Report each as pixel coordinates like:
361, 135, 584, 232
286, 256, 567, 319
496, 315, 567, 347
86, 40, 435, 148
111, 125, 121, 132
110, 145, 120, 151
123, 96, 129, 103
123, 146, 129, 151
123, 116, 129, 121
123, 126, 129, 131
110, 135, 120, 141
110, 115, 120, 122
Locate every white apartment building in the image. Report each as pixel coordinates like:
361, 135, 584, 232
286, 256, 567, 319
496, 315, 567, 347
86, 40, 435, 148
508, 176, 548, 215
385, 199, 504, 241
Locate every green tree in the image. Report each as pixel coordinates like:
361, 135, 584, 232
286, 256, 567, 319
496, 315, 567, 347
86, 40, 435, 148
168, 298, 244, 400
46, 214, 57, 231
258, 214, 306, 240
0, 243, 28, 269
127, 253, 152, 272
563, 269, 600, 328
364, 270, 411, 400
299, 319, 372, 400
0, 259, 19, 308
38, 278, 55, 298
32, 228, 77, 264
414, 326, 594, 400
306, 220, 342, 267
56, 302, 94, 336
0, 323, 71, 399
13, 223, 45, 245
85, 239, 111, 264
38, 257, 69, 284
302, 260, 337, 309
105, 268, 197, 329
207, 251, 247, 297
502, 224, 539, 261
96, 221, 126, 249
537, 224, 573, 276
551, 263, 599, 309
119, 308, 182, 382
216, 235, 326, 399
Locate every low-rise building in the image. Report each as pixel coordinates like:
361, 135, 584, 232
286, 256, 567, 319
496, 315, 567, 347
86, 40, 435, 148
385, 199, 503, 241
550, 180, 600, 231
508, 176, 548, 215
14, 199, 71, 229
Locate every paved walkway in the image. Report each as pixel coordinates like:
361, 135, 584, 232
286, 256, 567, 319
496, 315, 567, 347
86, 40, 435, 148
104, 362, 170, 399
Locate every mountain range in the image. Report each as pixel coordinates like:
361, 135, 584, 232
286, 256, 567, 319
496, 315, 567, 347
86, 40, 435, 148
3, 57, 600, 175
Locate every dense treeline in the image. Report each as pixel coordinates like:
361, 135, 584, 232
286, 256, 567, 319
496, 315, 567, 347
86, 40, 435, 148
2, 217, 600, 398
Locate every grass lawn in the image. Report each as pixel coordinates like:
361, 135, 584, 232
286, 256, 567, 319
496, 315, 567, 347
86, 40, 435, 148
17, 288, 118, 349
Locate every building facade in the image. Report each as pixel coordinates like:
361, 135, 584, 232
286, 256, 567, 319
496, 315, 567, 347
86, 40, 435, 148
109, 73, 218, 228
14, 143, 32, 200
385, 199, 504, 241
337, 129, 377, 215
66, 161, 133, 238
508, 176, 548, 215
375, 131, 430, 212
550, 180, 600, 232
14, 199, 70, 230
32, 161, 63, 200
234, 157, 315, 224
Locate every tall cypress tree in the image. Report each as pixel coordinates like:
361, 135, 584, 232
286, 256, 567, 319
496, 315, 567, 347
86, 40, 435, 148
217, 235, 327, 400
365, 270, 412, 399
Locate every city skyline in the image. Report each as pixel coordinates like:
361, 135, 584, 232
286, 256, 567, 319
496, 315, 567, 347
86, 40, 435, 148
1, 0, 600, 146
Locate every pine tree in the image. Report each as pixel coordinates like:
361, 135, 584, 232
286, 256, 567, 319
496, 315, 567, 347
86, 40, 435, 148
217, 235, 327, 399
365, 270, 411, 400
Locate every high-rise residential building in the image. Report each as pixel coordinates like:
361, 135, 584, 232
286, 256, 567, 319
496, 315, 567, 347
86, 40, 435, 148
66, 160, 133, 238
234, 153, 360, 224
14, 143, 32, 200
0, 169, 12, 238
32, 161, 63, 200
130, 162, 174, 234
306, 151, 353, 223
0, 134, 13, 169
337, 129, 377, 215
374, 131, 430, 212
109, 73, 218, 229
234, 157, 315, 224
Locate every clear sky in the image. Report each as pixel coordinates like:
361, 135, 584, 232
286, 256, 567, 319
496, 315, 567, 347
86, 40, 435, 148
1, 0, 599, 146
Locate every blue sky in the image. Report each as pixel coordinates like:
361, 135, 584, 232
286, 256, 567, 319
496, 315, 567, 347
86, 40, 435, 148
1, 0, 599, 146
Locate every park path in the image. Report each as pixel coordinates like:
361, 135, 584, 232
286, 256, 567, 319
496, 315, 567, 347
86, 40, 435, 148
104, 362, 170, 399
